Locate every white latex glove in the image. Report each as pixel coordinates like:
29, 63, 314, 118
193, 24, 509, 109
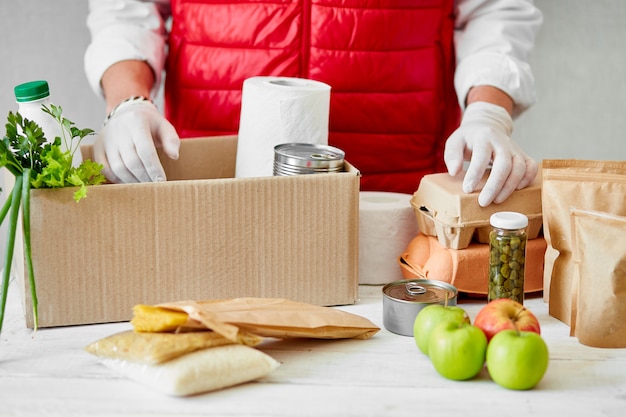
94, 98, 180, 183
444, 102, 538, 207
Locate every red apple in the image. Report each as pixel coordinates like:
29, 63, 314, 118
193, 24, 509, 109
474, 299, 540, 342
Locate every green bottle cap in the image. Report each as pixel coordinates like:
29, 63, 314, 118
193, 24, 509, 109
14, 80, 50, 102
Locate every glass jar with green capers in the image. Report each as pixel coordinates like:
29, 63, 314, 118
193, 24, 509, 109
488, 212, 528, 304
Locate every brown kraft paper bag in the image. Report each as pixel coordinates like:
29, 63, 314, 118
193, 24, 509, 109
570, 209, 626, 347
131, 297, 380, 341
542, 160, 626, 325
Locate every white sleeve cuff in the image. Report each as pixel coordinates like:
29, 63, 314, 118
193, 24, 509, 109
454, 52, 537, 119
84, 25, 166, 99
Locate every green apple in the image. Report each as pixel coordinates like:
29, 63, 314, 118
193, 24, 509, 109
413, 304, 469, 356
486, 329, 549, 390
428, 321, 487, 381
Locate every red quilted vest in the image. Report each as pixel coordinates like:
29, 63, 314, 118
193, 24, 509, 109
165, 0, 460, 193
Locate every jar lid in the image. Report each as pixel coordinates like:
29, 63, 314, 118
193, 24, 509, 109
14, 80, 50, 102
490, 211, 528, 229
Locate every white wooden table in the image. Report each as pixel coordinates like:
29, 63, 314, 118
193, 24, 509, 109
1, 282, 625, 417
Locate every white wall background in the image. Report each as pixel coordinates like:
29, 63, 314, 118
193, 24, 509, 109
0, 1, 624, 263
515, 0, 626, 161
0, 1, 104, 137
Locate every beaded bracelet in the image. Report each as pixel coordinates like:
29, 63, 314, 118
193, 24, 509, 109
104, 96, 155, 125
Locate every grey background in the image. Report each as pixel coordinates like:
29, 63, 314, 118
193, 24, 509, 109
0, 1, 104, 136
0, 1, 624, 266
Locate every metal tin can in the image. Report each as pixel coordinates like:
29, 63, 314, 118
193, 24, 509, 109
382, 279, 458, 336
273, 143, 345, 176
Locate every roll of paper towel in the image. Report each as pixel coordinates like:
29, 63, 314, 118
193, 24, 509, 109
236, 76, 331, 178
359, 192, 419, 285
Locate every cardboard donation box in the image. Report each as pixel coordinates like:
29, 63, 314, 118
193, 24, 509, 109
410, 172, 543, 250
20, 136, 360, 328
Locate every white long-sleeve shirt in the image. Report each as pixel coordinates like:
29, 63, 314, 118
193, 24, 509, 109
84, 0, 542, 117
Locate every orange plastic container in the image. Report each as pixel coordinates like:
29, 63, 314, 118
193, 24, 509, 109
398, 233, 546, 295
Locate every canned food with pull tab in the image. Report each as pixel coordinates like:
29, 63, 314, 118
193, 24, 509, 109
382, 279, 458, 336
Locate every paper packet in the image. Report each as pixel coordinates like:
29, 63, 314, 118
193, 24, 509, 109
541, 160, 626, 325
131, 297, 380, 341
99, 344, 280, 396
570, 209, 626, 348
85, 330, 262, 365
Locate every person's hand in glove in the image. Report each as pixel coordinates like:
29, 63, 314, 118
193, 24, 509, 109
444, 100, 537, 207
94, 97, 180, 183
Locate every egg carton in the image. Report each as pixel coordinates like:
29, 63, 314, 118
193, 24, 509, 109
411, 172, 543, 250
